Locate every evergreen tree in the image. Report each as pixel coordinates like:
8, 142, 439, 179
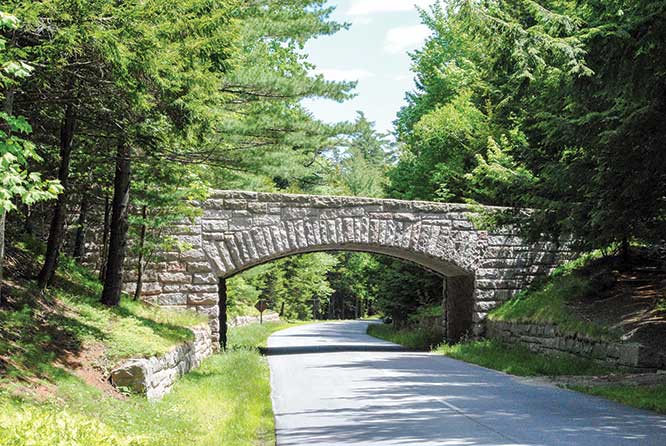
1, 11, 61, 305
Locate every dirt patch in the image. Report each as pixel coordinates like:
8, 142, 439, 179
567, 249, 666, 355
57, 342, 125, 400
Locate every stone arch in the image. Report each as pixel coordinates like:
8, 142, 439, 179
99, 190, 571, 349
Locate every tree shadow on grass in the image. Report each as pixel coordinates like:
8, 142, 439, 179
52, 269, 195, 348
0, 283, 107, 383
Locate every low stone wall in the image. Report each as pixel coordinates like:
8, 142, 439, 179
110, 324, 213, 400
229, 312, 280, 327
486, 320, 663, 371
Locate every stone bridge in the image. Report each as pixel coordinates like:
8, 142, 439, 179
115, 190, 571, 347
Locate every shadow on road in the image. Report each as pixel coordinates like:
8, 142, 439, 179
261, 344, 407, 356
269, 322, 666, 446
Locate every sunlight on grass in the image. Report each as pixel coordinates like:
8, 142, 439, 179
0, 321, 299, 446
488, 253, 622, 341
571, 385, 666, 414
437, 339, 614, 376
367, 323, 444, 350
0, 255, 207, 381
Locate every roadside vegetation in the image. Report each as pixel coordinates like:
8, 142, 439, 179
487, 252, 620, 340
570, 385, 666, 415
1, 240, 206, 382
368, 324, 612, 377
0, 240, 300, 445
436, 340, 612, 377
366, 323, 443, 351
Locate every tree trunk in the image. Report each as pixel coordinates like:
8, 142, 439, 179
23, 204, 34, 236
0, 87, 15, 307
133, 205, 147, 301
101, 143, 131, 307
37, 100, 77, 289
218, 278, 228, 350
98, 195, 111, 281
621, 236, 630, 266
72, 195, 89, 262
0, 209, 6, 307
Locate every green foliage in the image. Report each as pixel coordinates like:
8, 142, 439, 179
331, 112, 393, 198
0, 246, 205, 381
488, 252, 621, 340
367, 323, 444, 351
0, 12, 61, 215
229, 253, 337, 320
390, 0, 666, 252
0, 401, 139, 446
437, 339, 613, 377
371, 258, 442, 326
0, 295, 296, 446
227, 320, 309, 350
572, 385, 666, 415
0, 347, 277, 446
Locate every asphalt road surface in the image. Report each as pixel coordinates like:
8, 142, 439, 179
266, 320, 666, 446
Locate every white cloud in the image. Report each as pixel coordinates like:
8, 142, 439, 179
314, 68, 375, 82
347, 0, 434, 16
384, 25, 431, 54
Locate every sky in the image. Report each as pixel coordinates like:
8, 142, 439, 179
301, 0, 435, 135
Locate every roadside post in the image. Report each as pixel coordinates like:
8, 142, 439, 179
255, 299, 268, 324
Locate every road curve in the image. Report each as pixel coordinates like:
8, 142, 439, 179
266, 320, 666, 446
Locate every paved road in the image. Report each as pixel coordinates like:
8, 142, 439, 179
267, 321, 666, 446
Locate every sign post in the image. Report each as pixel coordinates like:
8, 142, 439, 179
255, 299, 268, 324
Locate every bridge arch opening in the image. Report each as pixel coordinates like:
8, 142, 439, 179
213, 248, 475, 350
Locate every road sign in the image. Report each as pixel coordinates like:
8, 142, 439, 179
255, 300, 268, 313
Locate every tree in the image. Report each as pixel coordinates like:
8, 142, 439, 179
390, 0, 666, 257
1, 11, 61, 305
128, 161, 206, 300
334, 112, 392, 198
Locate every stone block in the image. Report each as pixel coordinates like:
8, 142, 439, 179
187, 262, 213, 273
110, 360, 147, 393
193, 273, 217, 284
157, 293, 188, 306
187, 293, 218, 307
184, 284, 218, 294
159, 272, 191, 284
202, 221, 229, 232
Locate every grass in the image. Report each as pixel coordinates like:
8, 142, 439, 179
367, 324, 612, 376
228, 319, 311, 350
436, 339, 614, 376
1, 239, 305, 445
571, 385, 666, 414
0, 321, 301, 446
1, 254, 207, 381
367, 323, 444, 351
487, 252, 623, 341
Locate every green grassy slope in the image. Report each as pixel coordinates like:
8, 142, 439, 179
0, 242, 300, 445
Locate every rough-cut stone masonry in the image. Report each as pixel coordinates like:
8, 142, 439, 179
229, 312, 280, 327
487, 320, 664, 370
84, 190, 571, 345
110, 324, 213, 400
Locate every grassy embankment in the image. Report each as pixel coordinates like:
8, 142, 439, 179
367, 324, 612, 376
368, 252, 666, 413
0, 241, 299, 445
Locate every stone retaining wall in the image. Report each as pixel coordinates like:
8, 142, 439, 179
486, 320, 663, 370
110, 324, 213, 400
229, 312, 280, 327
